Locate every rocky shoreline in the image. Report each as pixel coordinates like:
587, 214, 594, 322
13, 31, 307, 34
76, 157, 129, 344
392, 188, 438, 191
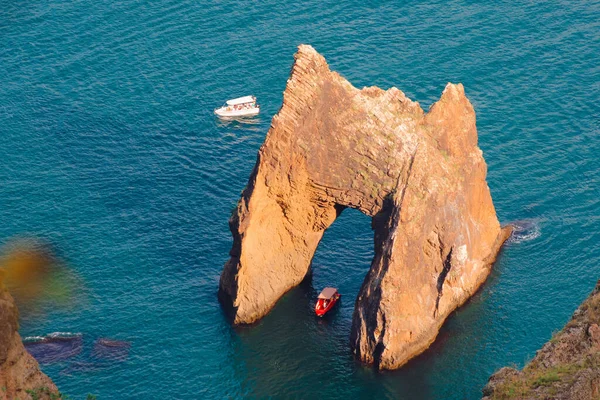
483, 280, 600, 399
0, 281, 59, 399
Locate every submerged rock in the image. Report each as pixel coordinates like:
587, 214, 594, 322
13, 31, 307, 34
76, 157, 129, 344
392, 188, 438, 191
0, 282, 59, 398
23, 333, 83, 364
219, 44, 510, 369
91, 338, 131, 361
483, 280, 600, 399
506, 219, 541, 244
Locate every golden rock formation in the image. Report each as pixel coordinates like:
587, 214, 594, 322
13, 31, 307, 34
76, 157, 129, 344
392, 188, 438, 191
219, 45, 511, 369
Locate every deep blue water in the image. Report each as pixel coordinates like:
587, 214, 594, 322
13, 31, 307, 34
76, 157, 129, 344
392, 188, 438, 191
1, 1, 599, 398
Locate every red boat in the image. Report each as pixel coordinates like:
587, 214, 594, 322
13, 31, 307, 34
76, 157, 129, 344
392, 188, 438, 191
315, 287, 341, 317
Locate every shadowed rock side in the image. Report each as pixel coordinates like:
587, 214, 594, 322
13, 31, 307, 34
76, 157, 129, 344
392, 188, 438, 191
219, 44, 511, 369
0, 283, 58, 399
483, 281, 600, 400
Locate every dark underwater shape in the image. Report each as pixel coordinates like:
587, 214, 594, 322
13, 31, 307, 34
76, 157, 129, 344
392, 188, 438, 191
23, 334, 83, 364
91, 338, 131, 361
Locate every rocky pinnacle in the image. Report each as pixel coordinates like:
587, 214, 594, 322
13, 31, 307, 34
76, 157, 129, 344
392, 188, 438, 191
219, 45, 511, 369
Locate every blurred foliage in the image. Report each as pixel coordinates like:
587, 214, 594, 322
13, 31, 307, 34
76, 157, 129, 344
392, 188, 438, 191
0, 238, 84, 319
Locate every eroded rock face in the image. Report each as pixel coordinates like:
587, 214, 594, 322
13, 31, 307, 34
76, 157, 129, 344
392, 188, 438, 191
0, 283, 58, 399
219, 44, 510, 369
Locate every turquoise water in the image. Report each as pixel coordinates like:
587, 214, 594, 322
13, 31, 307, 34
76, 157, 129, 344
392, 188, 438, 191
1, 0, 599, 398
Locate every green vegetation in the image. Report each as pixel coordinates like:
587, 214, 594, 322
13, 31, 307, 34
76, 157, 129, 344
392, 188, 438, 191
548, 329, 561, 344
25, 387, 64, 400
490, 361, 585, 399
531, 370, 560, 387
489, 286, 600, 399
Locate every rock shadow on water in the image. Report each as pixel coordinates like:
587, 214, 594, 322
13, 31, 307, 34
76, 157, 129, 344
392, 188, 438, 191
219, 262, 315, 328
226, 273, 356, 397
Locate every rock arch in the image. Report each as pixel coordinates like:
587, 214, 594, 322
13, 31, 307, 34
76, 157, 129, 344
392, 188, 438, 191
219, 45, 511, 369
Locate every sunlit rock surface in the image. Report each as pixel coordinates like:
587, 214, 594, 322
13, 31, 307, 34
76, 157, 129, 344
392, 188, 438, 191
219, 44, 511, 369
0, 283, 58, 399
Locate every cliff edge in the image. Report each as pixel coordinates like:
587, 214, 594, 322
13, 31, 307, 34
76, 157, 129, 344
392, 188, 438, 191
0, 280, 58, 399
483, 281, 600, 399
219, 44, 511, 369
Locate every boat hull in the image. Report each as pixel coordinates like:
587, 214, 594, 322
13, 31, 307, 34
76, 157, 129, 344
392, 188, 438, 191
315, 293, 340, 317
214, 107, 260, 118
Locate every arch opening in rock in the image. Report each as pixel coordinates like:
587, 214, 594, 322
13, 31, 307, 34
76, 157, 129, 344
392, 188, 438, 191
308, 206, 374, 301
218, 44, 512, 369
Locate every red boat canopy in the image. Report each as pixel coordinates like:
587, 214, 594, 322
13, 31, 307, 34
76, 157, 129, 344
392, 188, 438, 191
317, 287, 338, 299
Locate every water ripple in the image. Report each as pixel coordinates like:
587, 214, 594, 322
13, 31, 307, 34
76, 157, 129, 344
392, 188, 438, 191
1, 0, 599, 399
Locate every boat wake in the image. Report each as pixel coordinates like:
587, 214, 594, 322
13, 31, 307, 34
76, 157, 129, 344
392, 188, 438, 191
507, 219, 542, 244
215, 115, 262, 128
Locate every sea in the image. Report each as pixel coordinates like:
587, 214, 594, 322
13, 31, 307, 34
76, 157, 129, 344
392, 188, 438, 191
1, 1, 599, 398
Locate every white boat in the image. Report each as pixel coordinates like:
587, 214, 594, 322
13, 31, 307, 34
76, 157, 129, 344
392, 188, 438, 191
214, 95, 260, 118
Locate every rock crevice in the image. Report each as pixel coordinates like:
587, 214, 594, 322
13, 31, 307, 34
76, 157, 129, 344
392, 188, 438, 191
219, 44, 510, 369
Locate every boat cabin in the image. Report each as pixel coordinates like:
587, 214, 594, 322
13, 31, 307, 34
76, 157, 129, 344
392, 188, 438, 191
214, 95, 260, 117
315, 287, 341, 316
225, 95, 256, 110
